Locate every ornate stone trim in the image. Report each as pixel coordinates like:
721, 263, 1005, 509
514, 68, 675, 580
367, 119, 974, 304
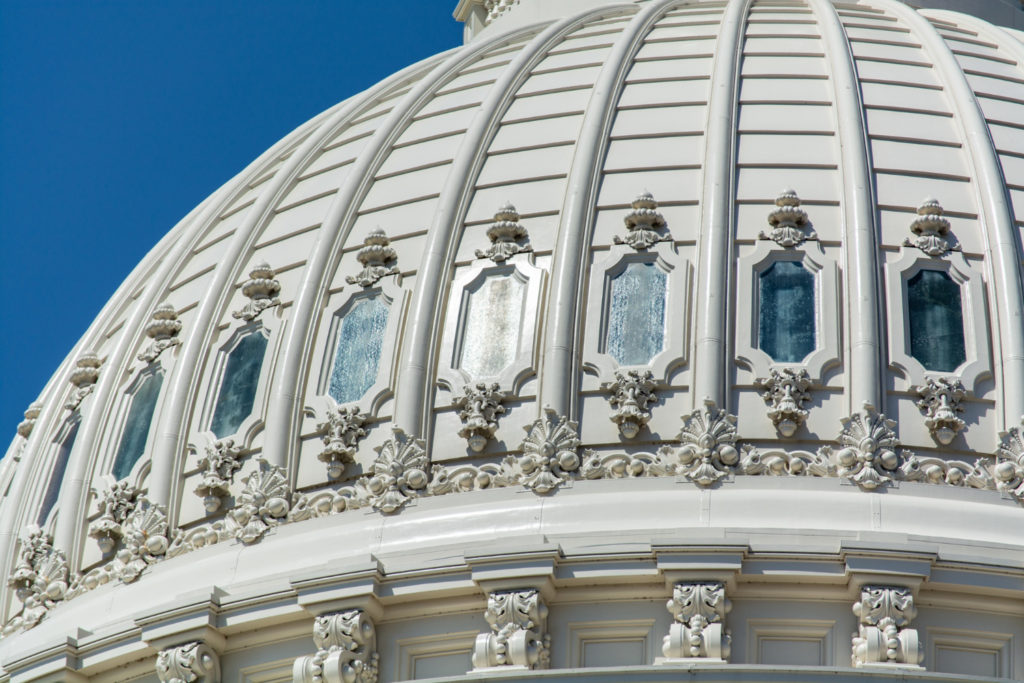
317, 405, 368, 479
455, 383, 506, 452
17, 401, 42, 439
852, 586, 923, 667
660, 399, 741, 487
472, 590, 550, 670
138, 303, 182, 363
994, 421, 1024, 503
76, 494, 169, 592
759, 189, 816, 247
514, 411, 582, 493
614, 191, 670, 250
359, 428, 429, 513
602, 369, 657, 439
476, 203, 532, 263
193, 439, 244, 513
347, 228, 399, 287
65, 352, 102, 411
903, 198, 958, 257
822, 404, 906, 491
293, 610, 379, 683
913, 376, 966, 445
662, 582, 731, 661
754, 368, 811, 437
3, 527, 68, 635
156, 641, 221, 683
88, 481, 142, 554
233, 261, 282, 321
483, 0, 520, 25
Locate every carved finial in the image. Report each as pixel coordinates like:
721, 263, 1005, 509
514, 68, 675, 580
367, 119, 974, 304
193, 439, 245, 513
662, 582, 731, 661
17, 401, 43, 438
476, 203, 532, 263
759, 189, 816, 247
852, 586, 923, 667
904, 198, 957, 256
454, 383, 506, 452
615, 191, 670, 250
65, 353, 102, 411
294, 610, 380, 683
472, 590, 551, 670
156, 641, 221, 683
602, 369, 657, 438
913, 377, 966, 445
347, 228, 400, 286
233, 261, 282, 321
138, 303, 182, 363
316, 406, 368, 479
755, 368, 812, 437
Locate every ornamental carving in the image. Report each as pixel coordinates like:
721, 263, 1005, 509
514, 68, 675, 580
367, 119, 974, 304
614, 191, 670, 250
472, 590, 551, 670
993, 421, 1024, 504
899, 454, 993, 489
821, 404, 906, 490
483, 0, 520, 25
759, 189, 816, 247
227, 459, 306, 544
293, 610, 379, 683
455, 383, 506, 452
913, 377, 966, 445
156, 641, 221, 683
88, 481, 142, 554
658, 399, 741, 487
233, 261, 281, 321
317, 405, 368, 479
852, 586, 923, 667
738, 447, 832, 478
602, 369, 657, 439
3, 527, 68, 635
17, 401, 42, 439
662, 582, 731, 661
754, 368, 812, 437
65, 352, 102, 411
138, 302, 182, 363
76, 496, 169, 591
347, 228, 399, 287
903, 198, 958, 257
361, 428, 429, 513
193, 439, 245, 513
513, 411, 581, 494
476, 203, 532, 263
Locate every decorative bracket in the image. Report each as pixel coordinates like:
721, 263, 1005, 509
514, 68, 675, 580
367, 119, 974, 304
754, 368, 811, 437
138, 303, 182, 363
472, 590, 551, 670
661, 582, 731, 661
455, 383, 506, 452
347, 228, 399, 287
193, 439, 245, 513
156, 641, 221, 683
233, 262, 281, 321
602, 369, 657, 439
759, 189, 816, 247
852, 585, 923, 667
913, 376, 966, 445
614, 191, 670, 250
293, 610, 380, 683
476, 203, 532, 263
65, 352, 102, 411
317, 405, 368, 479
903, 198, 958, 257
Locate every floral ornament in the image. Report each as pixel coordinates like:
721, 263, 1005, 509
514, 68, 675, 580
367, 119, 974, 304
754, 368, 812, 437
454, 383, 506, 452
16, 401, 42, 439
903, 198, 957, 257
738, 447, 832, 478
138, 302, 182, 363
510, 411, 582, 494
477, 203, 532, 263
317, 405, 368, 479
663, 582, 731, 660
614, 191, 670, 250
602, 369, 657, 439
899, 454, 993, 489
3, 527, 68, 635
155, 641, 221, 683
361, 428, 429, 513
193, 439, 245, 513
472, 590, 551, 670
821, 403, 906, 490
347, 228, 400, 287
88, 481, 141, 554
293, 610, 379, 683
233, 261, 281, 321
74, 497, 170, 593
65, 352, 102, 411
226, 459, 303, 544
657, 399, 741, 487
759, 189, 816, 248
852, 586, 923, 666
993, 421, 1024, 504
913, 376, 966, 445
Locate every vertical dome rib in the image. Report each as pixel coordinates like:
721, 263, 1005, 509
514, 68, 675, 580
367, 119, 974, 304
808, 0, 884, 413
538, 0, 671, 417
886, 1, 1024, 427
391, 8, 620, 436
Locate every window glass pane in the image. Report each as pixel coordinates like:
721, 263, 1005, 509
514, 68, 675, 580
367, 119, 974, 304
460, 272, 526, 377
606, 261, 667, 366
758, 260, 816, 363
907, 269, 965, 371
37, 421, 78, 526
329, 296, 389, 404
211, 332, 268, 437
111, 371, 164, 480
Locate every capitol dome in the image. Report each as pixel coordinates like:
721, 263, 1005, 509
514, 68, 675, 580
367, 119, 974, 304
3, 0, 1024, 680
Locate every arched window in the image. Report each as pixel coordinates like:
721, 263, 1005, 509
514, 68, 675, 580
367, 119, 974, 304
37, 420, 79, 525
111, 370, 164, 480
758, 260, 816, 363
605, 261, 667, 366
458, 272, 526, 378
907, 269, 965, 372
211, 331, 268, 438
329, 296, 389, 403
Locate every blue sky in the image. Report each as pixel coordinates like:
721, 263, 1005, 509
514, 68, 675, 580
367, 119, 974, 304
0, 1, 462, 434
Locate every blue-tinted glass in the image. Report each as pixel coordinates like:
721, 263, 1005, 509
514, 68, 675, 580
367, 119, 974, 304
907, 269, 965, 371
606, 262, 667, 366
37, 421, 78, 526
329, 296, 389, 403
211, 332, 268, 437
111, 371, 164, 480
460, 273, 526, 377
758, 260, 816, 363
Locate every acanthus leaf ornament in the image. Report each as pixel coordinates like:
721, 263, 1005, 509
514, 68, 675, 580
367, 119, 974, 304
602, 369, 657, 439
472, 590, 551, 670
225, 458, 306, 544
88, 481, 141, 554
193, 438, 245, 513
614, 191, 670, 250
658, 399, 741, 487
317, 405, 368, 479
454, 382, 505, 452
754, 368, 812, 437
913, 376, 966, 445
346, 228, 400, 287
233, 261, 282, 321
138, 302, 182, 363
362, 428, 428, 513
851, 586, 923, 667
156, 641, 221, 683
3, 526, 68, 635
512, 410, 581, 494
821, 403, 906, 490
65, 352, 102, 411
293, 610, 379, 683
476, 203, 532, 263
661, 582, 731, 661
993, 420, 1024, 504
759, 189, 816, 248
903, 198, 958, 257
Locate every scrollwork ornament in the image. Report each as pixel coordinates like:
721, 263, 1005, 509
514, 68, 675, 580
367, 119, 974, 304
293, 610, 379, 683
614, 191, 670, 250
754, 368, 811, 437
993, 421, 1024, 504
317, 405, 368, 479
476, 203, 532, 263
602, 369, 657, 439
472, 590, 551, 670
347, 228, 400, 286
662, 582, 731, 660
913, 376, 966, 445
852, 586, 923, 667
903, 198, 958, 257
361, 428, 428, 513
455, 383, 506, 452
233, 261, 282, 321
65, 352, 102, 411
156, 641, 221, 683
759, 189, 816, 247
820, 403, 906, 490
3, 527, 68, 635
193, 439, 245, 513
138, 302, 182, 363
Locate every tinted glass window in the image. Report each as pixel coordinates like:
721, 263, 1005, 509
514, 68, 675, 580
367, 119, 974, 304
907, 269, 965, 371
211, 332, 268, 437
758, 260, 816, 363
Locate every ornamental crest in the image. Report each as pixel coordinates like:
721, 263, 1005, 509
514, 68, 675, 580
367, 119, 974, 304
602, 369, 657, 439
233, 261, 281, 321
822, 403, 906, 490
454, 383, 506, 452
994, 421, 1024, 503
755, 367, 811, 437
347, 228, 399, 287
194, 438, 245, 513
3, 527, 68, 635
65, 352, 102, 411
913, 376, 966, 445
759, 189, 816, 247
317, 405, 368, 479
227, 459, 304, 544
361, 428, 428, 513
659, 399, 740, 487
903, 198, 957, 257
510, 411, 581, 494
88, 481, 142, 554
138, 303, 182, 363
476, 203, 532, 263
614, 191, 670, 250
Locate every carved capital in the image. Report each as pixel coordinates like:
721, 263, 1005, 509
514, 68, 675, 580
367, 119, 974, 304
65, 352, 102, 411
233, 261, 282, 321
473, 590, 551, 670
347, 228, 399, 286
455, 383, 506, 452
317, 405, 368, 479
138, 302, 182, 363
755, 368, 811, 437
156, 641, 220, 683
476, 203, 531, 263
293, 610, 379, 683
602, 369, 657, 439
759, 189, 816, 247
662, 582, 731, 660
193, 439, 245, 513
852, 586, 923, 667
614, 191, 670, 250
904, 198, 957, 257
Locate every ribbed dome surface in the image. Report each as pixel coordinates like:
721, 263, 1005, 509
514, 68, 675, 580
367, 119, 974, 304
3, 1, 1024, 681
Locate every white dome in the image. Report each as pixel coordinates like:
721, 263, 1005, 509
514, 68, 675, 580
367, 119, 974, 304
3, 0, 1024, 680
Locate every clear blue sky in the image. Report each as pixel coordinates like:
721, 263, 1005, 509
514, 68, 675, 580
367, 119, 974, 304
0, 1, 462, 436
